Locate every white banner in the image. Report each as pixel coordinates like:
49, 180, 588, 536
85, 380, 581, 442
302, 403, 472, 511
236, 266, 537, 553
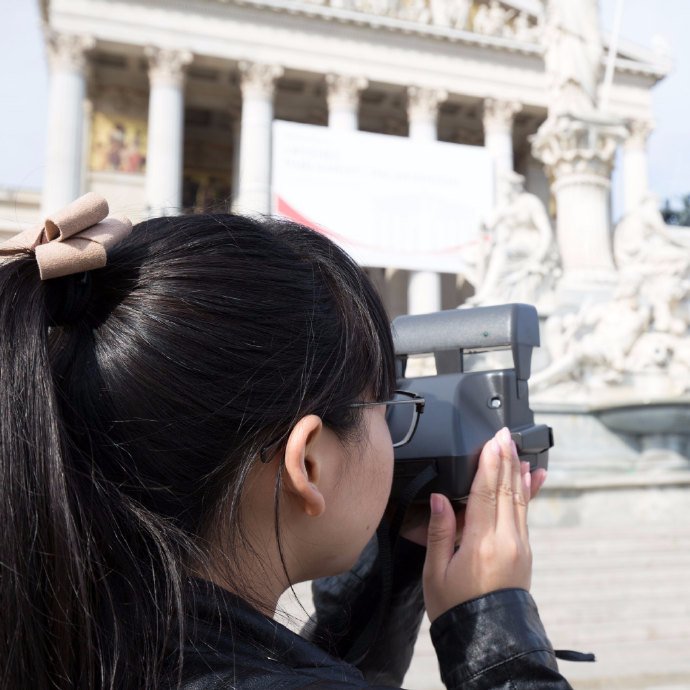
271, 120, 493, 273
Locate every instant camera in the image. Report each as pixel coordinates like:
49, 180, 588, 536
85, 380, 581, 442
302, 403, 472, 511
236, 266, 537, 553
388, 303, 552, 503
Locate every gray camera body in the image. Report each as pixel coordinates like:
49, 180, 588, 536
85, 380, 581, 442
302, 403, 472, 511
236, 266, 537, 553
389, 303, 552, 503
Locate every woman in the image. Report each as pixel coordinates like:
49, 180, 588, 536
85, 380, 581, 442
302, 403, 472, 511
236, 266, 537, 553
0, 194, 569, 689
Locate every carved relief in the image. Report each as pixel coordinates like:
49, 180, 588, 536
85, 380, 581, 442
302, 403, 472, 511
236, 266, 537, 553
278, 0, 541, 39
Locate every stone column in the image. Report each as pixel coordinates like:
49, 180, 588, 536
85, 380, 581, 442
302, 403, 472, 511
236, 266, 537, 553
482, 98, 521, 203
42, 32, 95, 215
326, 74, 368, 131
406, 87, 447, 315
145, 47, 192, 216
532, 115, 627, 288
407, 86, 447, 142
235, 62, 283, 214
623, 119, 653, 214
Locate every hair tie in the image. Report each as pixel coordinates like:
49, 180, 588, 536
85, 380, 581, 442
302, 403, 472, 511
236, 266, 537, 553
0, 192, 132, 280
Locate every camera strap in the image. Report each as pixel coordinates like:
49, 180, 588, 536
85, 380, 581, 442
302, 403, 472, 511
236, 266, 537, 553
344, 464, 438, 667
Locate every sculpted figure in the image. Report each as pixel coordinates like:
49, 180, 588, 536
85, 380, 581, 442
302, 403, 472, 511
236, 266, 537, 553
543, 0, 602, 116
468, 172, 559, 306
615, 193, 690, 276
430, 0, 471, 28
509, 11, 540, 42
615, 193, 690, 334
398, 0, 430, 22
532, 276, 652, 392
473, 1, 515, 37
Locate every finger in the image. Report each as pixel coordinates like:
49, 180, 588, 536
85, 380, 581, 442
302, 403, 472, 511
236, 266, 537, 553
423, 493, 457, 584
465, 434, 502, 531
511, 446, 528, 530
512, 446, 523, 504
520, 462, 532, 503
517, 463, 531, 542
496, 428, 518, 532
531, 468, 548, 499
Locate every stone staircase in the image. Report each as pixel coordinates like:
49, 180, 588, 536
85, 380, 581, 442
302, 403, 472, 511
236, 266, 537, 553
402, 526, 690, 690
278, 523, 690, 690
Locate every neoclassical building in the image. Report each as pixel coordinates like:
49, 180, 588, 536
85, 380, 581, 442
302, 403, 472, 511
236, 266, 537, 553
1, 0, 668, 316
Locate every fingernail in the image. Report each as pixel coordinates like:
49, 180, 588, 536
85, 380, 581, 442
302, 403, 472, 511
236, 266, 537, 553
525, 471, 532, 489
431, 493, 444, 515
521, 461, 530, 473
499, 427, 512, 446
491, 438, 501, 455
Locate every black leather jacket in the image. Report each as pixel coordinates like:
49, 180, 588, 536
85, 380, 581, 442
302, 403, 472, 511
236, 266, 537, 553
174, 539, 573, 689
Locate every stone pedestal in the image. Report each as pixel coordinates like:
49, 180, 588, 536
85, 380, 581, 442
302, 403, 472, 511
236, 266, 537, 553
145, 48, 192, 216
531, 114, 626, 293
42, 32, 95, 214
236, 62, 283, 214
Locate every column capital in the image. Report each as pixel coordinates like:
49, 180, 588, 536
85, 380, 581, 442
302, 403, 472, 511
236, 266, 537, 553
146, 47, 193, 88
482, 98, 522, 134
46, 31, 95, 73
624, 119, 655, 151
239, 62, 284, 99
532, 116, 626, 184
326, 74, 368, 110
407, 86, 448, 122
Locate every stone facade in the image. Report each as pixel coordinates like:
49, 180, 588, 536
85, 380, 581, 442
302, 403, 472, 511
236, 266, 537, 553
2, 0, 668, 314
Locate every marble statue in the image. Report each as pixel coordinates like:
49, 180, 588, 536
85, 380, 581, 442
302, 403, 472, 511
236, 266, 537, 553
473, 1, 515, 37
430, 0, 471, 29
615, 193, 690, 335
467, 172, 559, 307
532, 275, 653, 392
534, 210, 690, 399
615, 193, 690, 277
509, 11, 539, 42
543, 0, 602, 116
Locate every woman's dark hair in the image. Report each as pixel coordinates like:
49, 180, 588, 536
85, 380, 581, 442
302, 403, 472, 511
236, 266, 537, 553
0, 213, 396, 689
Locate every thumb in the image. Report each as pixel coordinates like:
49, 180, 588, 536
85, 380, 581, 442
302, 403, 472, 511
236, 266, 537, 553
423, 493, 456, 581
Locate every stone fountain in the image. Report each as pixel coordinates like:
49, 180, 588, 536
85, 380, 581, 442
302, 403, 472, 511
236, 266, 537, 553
468, 0, 690, 528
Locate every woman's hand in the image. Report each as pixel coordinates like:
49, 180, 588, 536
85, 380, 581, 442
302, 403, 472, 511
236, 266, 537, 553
422, 427, 536, 623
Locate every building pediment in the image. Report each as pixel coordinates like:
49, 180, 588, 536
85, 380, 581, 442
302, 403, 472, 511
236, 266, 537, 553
206, 0, 664, 78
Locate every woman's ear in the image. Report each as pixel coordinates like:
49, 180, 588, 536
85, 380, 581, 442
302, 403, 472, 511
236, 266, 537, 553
283, 415, 326, 518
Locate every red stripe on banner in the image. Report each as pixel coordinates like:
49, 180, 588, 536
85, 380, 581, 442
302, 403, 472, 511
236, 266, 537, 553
274, 195, 480, 255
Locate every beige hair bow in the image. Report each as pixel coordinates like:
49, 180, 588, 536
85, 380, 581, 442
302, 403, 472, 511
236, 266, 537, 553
0, 192, 132, 280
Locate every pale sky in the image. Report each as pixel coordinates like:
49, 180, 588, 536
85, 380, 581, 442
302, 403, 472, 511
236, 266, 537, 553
1, 1, 689, 217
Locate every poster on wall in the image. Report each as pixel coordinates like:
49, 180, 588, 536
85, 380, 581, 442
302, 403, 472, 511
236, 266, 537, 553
90, 112, 147, 174
271, 120, 493, 273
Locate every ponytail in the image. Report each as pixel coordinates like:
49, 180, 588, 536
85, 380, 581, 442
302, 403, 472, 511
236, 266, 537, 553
0, 255, 188, 689
0, 256, 92, 687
